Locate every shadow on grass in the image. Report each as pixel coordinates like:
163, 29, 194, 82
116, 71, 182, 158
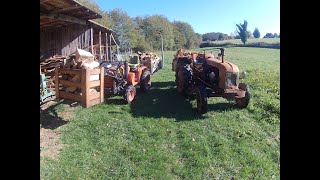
40, 99, 79, 130
207, 102, 235, 112
130, 81, 237, 121
104, 98, 127, 105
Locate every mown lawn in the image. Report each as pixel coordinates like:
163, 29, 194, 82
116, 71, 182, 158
40, 47, 280, 179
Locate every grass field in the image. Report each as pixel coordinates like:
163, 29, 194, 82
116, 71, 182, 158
201, 38, 280, 49
40, 47, 280, 179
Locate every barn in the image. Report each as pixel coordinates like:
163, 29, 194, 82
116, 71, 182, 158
40, 0, 118, 61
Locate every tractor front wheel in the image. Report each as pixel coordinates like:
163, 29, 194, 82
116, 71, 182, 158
235, 83, 251, 108
195, 86, 208, 114
125, 85, 136, 104
140, 69, 151, 92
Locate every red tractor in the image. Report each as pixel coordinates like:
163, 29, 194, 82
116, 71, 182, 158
172, 48, 250, 114
101, 55, 151, 103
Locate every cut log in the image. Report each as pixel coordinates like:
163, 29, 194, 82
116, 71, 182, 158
75, 48, 94, 63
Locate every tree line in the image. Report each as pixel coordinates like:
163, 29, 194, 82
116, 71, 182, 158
78, 0, 279, 50
78, 0, 201, 52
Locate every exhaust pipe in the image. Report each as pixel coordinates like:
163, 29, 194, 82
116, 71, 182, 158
124, 60, 128, 79
220, 48, 225, 63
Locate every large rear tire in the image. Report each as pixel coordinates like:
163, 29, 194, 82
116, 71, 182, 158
235, 83, 251, 108
140, 69, 151, 92
195, 86, 208, 114
175, 63, 193, 96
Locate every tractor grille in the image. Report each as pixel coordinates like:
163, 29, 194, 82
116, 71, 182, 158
225, 73, 239, 87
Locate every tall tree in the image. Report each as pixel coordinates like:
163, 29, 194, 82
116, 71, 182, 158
236, 20, 249, 44
253, 28, 261, 38
173, 21, 198, 49
141, 15, 175, 50
109, 9, 142, 51
263, 33, 274, 38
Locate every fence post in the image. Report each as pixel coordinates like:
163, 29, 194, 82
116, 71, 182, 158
100, 67, 104, 103
81, 69, 89, 107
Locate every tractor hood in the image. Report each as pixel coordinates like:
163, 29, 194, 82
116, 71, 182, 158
206, 57, 239, 73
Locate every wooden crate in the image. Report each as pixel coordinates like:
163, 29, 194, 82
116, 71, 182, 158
55, 64, 104, 108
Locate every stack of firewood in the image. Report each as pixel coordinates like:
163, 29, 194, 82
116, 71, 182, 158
137, 51, 160, 61
174, 48, 191, 58
40, 56, 67, 91
61, 49, 100, 94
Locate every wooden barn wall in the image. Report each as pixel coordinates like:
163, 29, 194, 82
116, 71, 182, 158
40, 24, 91, 58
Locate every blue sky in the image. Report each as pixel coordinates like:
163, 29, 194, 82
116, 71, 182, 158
95, 0, 280, 37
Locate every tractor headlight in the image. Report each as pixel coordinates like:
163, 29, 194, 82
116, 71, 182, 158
225, 72, 239, 87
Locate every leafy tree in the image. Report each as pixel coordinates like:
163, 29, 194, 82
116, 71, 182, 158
253, 28, 260, 38
172, 26, 187, 49
109, 9, 142, 51
263, 33, 274, 38
247, 31, 253, 38
173, 21, 198, 49
202, 32, 229, 41
236, 20, 249, 44
141, 15, 175, 50
273, 33, 278, 38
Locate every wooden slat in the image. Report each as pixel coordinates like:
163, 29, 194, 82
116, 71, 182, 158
50, 5, 81, 14
105, 33, 108, 61
59, 91, 82, 102
60, 80, 81, 88
90, 68, 101, 75
88, 97, 101, 107
90, 80, 100, 88
99, 30, 102, 60
40, 12, 87, 25
60, 68, 82, 75
55, 64, 60, 98
89, 92, 100, 101
109, 34, 112, 61
100, 67, 104, 103
91, 27, 94, 55
82, 69, 90, 108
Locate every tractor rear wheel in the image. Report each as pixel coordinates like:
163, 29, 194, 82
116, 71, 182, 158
195, 86, 208, 114
175, 63, 193, 96
125, 85, 136, 104
235, 83, 251, 108
140, 69, 151, 92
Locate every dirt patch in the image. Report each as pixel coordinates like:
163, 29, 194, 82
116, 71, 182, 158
40, 128, 63, 160
40, 99, 79, 160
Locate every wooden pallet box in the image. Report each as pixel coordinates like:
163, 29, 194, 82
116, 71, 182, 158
55, 64, 104, 108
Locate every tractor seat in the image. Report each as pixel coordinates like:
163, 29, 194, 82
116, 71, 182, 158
128, 55, 140, 70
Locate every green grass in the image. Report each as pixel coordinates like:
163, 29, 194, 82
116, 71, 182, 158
40, 47, 280, 179
201, 38, 280, 49
206, 38, 280, 45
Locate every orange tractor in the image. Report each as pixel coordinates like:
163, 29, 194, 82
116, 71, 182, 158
172, 48, 250, 113
101, 55, 152, 103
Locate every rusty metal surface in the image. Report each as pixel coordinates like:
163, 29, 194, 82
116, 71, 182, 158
223, 89, 246, 99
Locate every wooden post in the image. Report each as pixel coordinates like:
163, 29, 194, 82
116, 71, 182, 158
99, 30, 102, 60
81, 69, 90, 107
100, 67, 104, 103
105, 33, 108, 61
109, 33, 112, 61
55, 63, 60, 99
90, 27, 94, 55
